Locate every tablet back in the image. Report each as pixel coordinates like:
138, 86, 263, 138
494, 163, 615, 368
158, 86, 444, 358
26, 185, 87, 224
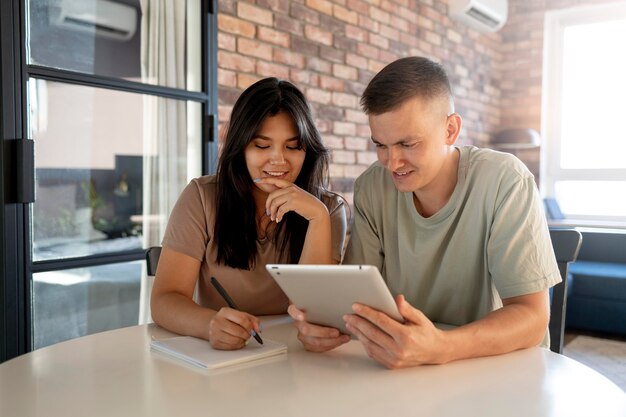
265, 264, 402, 334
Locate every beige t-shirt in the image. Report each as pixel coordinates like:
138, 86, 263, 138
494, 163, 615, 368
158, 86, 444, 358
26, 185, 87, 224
162, 175, 347, 315
344, 146, 560, 347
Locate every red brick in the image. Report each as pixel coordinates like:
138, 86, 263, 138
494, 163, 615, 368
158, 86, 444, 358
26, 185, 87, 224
424, 30, 442, 46
258, 27, 291, 48
347, 0, 370, 15
256, 0, 290, 15
306, 0, 333, 15
346, 53, 368, 69
332, 92, 358, 108
218, 105, 232, 123
368, 59, 386, 73
320, 75, 345, 91
292, 37, 320, 56
333, 5, 358, 25
237, 38, 273, 59
218, 51, 256, 73
320, 45, 345, 63
332, 150, 356, 164
237, 73, 262, 90
238, 3, 273, 26
379, 24, 400, 41
357, 151, 377, 165
218, 69, 237, 87
290, 69, 314, 85
274, 49, 305, 68
344, 136, 368, 150
218, 32, 236, 51
256, 61, 290, 79
369, 33, 389, 49
275, 14, 303, 36
329, 163, 345, 178
345, 24, 368, 42
323, 135, 345, 150
218, 14, 255, 38
304, 25, 333, 46
333, 63, 358, 80
369, 6, 391, 24
291, 3, 320, 25
400, 32, 419, 48
380, 0, 399, 14
344, 164, 367, 178
390, 16, 410, 33
358, 14, 380, 32
345, 109, 367, 124
315, 118, 332, 133
306, 57, 332, 74
307, 88, 332, 105
357, 43, 379, 60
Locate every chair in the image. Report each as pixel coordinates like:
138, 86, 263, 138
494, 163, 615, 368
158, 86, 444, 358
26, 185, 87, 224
146, 246, 162, 276
144, 246, 199, 304
548, 228, 582, 354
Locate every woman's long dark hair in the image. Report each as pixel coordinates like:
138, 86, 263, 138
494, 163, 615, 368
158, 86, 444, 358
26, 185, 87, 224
214, 78, 330, 270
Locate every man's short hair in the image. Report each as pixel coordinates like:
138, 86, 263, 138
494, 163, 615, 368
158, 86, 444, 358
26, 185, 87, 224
360, 56, 453, 115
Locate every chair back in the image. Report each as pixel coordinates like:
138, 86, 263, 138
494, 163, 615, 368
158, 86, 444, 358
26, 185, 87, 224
548, 229, 582, 353
146, 246, 162, 276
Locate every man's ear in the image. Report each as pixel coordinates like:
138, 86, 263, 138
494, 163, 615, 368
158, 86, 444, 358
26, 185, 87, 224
445, 113, 462, 145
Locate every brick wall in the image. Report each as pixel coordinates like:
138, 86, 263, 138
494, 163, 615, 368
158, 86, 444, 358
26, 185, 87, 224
216, 0, 504, 203
216, 0, 613, 196
499, 0, 617, 179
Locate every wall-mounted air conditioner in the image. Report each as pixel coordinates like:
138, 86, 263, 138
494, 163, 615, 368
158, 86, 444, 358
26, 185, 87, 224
49, 0, 138, 41
449, 0, 508, 33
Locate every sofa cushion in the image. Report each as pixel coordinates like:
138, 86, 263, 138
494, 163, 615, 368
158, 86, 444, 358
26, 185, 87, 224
568, 261, 626, 301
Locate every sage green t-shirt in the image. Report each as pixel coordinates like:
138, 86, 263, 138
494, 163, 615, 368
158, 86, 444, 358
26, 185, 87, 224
344, 146, 560, 347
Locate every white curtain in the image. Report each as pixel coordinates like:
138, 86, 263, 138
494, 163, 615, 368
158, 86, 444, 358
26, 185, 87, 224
138, 0, 187, 324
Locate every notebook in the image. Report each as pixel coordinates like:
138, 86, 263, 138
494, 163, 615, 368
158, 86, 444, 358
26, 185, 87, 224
150, 335, 287, 370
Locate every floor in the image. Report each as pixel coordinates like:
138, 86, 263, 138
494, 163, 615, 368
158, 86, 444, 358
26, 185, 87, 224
563, 329, 626, 392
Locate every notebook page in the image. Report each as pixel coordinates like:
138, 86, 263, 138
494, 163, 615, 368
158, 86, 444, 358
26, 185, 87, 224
150, 336, 287, 370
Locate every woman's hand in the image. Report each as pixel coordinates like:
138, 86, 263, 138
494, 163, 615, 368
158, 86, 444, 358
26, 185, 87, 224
288, 304, 350, 352
208, 308, 262, 350
255, 177, 329, 223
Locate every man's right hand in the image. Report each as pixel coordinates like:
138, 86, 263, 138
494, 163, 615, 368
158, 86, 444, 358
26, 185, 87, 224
288, 304, 351, 352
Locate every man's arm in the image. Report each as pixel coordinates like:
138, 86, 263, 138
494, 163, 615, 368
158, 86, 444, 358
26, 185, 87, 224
343, 290, 549, 369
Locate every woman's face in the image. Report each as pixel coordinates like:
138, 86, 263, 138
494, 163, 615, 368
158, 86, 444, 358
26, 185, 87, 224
244, 111, 306, 195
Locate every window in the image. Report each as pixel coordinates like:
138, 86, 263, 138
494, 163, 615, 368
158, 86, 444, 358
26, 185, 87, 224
542, 3, 626, 222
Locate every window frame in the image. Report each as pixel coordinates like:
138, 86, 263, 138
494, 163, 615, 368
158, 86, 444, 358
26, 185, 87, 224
541, 2, 626, 222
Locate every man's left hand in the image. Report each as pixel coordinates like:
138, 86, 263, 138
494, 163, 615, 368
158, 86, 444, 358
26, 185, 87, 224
343, 295, 449, 369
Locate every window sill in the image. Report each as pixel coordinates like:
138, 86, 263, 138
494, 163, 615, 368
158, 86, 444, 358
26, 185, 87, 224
548, 219, 626, 231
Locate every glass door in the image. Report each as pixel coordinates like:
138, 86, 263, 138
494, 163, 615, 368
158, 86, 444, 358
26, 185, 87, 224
1, 0, 217, 359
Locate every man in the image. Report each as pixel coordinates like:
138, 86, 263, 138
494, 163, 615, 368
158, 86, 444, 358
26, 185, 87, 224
288, 56, 560, 368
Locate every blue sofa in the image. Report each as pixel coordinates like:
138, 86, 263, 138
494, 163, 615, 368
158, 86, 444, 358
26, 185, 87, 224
566, 229, 626, 335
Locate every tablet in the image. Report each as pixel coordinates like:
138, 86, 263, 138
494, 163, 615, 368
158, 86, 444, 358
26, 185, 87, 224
265, 264, 403, 334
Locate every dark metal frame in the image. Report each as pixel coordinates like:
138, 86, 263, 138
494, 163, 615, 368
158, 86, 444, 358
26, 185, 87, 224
0, 0, 218, 362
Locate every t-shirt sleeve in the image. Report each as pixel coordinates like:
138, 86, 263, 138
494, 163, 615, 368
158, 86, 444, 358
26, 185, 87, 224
161, 180, 210, 261
343, 175, 385, 270
327, 195, 348, 263
488, 174, 561, 299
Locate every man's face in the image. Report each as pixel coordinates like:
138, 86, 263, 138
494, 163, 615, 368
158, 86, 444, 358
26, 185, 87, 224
368, 95, 458, 194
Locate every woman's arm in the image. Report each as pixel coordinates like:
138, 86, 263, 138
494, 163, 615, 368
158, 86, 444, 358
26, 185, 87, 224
150, 247, 260, 350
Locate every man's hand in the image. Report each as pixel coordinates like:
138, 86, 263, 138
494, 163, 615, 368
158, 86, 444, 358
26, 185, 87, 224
343, 295, 449, 369
288, 304, 351, 352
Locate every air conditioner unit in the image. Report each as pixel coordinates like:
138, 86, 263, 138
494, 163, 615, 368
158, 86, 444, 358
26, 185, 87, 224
49, 0, 138, 41
449, 0, 508, 33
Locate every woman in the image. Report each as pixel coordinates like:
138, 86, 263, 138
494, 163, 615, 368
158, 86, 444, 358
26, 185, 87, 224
151, 78, 347, 350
